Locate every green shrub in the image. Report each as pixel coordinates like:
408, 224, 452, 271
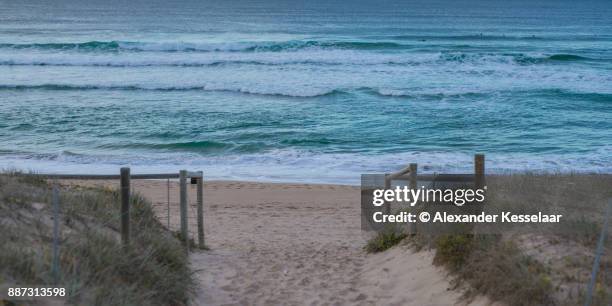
433, 234, 473, 271
365, 230, 407, 253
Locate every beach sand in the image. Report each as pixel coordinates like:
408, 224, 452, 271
63, 179, 489, 306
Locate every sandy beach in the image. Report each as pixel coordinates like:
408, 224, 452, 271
61, 179, 488, 306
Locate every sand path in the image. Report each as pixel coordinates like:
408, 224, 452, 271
66, 180, 486, 306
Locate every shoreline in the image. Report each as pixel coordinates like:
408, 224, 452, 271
2, 150, 611, 186
11, 164, 612, 188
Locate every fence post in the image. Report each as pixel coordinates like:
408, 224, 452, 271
409, 163, 418, 235
409, 163, 417, 190
474, 154, 485, 189
167, 178, 170, 228
120, 167, 130, 246
51, 182, 60, 284
179, 170, 189, 250
384, 174, 391, 214
196, 172, 205, 249
585, 200, 611, 306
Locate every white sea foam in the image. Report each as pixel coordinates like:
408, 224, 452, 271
1, 149, 610, 184
1, 55, 611, 97
0, 49, 440, 66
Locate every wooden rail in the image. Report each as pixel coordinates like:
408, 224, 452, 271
385, 154, 485, 185
30, 169, 205, 249
37, 173, 179, 180
383, 154, 486, 235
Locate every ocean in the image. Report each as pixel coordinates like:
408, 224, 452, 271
0, 0, 611, 183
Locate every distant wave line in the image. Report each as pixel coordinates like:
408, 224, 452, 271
0, 40, 413, 52
0, 53, 597, 68
0, 84, 345, 98
2, 38, 607, 53
387, 34, 610, 42
1, 84, 609, 101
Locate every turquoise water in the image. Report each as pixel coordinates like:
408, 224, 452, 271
0, 0, 611, 183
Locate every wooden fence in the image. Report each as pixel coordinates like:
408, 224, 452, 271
35, 168, 204, 250
381, 154, 486, 233
384, 154, 485, 190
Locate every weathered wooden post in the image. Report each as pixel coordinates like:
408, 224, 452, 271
196, 171, 205, 249
384, 174, 391, 215
474, 154, 485, 189
166, 178, 170, 228
409, 163, 417, 190
585, 200, 612, 306
51, 181, 60, 284
409, 163, 418, 235
120, 167, 130, 246
179, 170, 188, 250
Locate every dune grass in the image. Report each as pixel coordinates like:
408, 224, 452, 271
364, 230, 407, 253
0, 173, 195, 306
369, 174, 612, 306
429, 234, 554, 305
